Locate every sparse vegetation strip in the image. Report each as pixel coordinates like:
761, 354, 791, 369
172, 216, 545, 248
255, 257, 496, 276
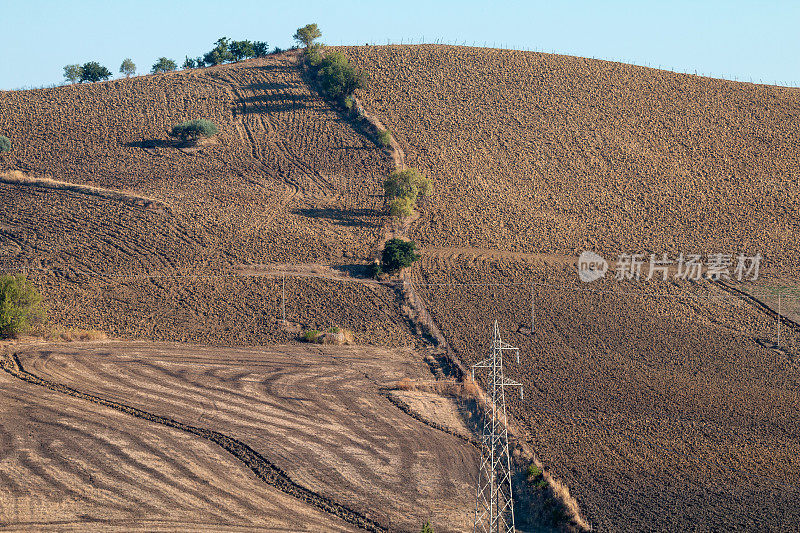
0, 170, 169, 212
0, 352, 388, 533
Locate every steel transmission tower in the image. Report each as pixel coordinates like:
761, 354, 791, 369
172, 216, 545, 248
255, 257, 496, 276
473, 321, 523, 533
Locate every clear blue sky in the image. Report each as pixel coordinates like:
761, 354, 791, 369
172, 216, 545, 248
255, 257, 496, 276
1, 0, 797, 90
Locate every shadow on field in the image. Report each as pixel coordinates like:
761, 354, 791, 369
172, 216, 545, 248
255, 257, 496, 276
238, 93, 314, 114
243, 80, 303, 92
291, 206, 381, 228
331, 264, 374, 278
125, 139, 178, 149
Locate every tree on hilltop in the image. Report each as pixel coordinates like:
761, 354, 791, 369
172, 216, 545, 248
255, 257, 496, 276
182, 56, 196, 69
230, 40, 255, 61
79, 62, 112, 83
204, 37, 234, 66
63, 64, 82, 84
151, 57, 177, 74
253, 41, 269, 57
119, 58, 136, 78
294, 23, 321, 48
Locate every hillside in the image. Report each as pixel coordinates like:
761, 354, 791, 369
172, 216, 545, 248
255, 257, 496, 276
1, 45, 799, 531
346, 45, 800, 272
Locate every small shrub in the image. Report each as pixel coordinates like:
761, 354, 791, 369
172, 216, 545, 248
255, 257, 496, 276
0, 136, 11, 153
302, 326, 353, 345
0, 274, 46, 338
381, 238, 420, 274
527, 463, 547, 488
369, 261, 383, 279
304, 43, 324, 69
316, 51, 366, 100
302, 329, 321, 342
420, 521, 434, 533
384, 168, 431, 203
182, 56, 196, 69
377, 129, 392, 147
170, 119, 218, 141
271, 46, 284, 55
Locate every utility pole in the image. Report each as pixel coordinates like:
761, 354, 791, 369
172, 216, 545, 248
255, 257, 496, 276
473, 321, 523, 533
777, 291, 781, 348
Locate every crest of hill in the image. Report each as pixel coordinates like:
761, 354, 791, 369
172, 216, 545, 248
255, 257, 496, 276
345, 44, 800, 273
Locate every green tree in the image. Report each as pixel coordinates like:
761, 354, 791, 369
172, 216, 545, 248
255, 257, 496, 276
381, 239, 420, 274
317, 51, 365, 99
0, 136, 11, 153
119, 58, 136, 78
195, 56, 206, 67
383, 168, 431, 218
0, 274, 46, 337
293, 23, 321, 48
384, 168, 431, 202
204, 37, 234, 66
182, 56, 196, 69
420, 522, 434, 533
253, 41, 269, 57
388, 196, 415, 218
63, 64, 83, 84
151, 57, 177, 74
230, 40, 255, 61
170, 119, 219, 141
79, 62, 112, 83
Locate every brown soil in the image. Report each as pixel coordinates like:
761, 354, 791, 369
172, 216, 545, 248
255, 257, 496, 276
4, 342, 479, 532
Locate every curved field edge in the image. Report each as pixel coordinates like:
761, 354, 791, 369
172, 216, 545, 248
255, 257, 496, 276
0, 171, 170, 212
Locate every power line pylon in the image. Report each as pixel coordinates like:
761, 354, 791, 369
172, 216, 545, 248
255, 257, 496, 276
473, 320, 523, 533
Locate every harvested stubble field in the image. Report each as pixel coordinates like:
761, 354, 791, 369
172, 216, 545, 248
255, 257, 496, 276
2, 342, 478, 532
412, 255, 800, 531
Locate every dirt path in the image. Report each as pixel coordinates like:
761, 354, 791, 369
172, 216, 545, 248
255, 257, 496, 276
0, 171, 169, 213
